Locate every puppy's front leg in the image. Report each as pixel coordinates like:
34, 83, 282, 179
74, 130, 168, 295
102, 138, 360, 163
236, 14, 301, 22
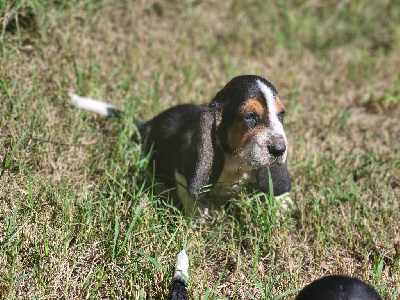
175, 171, 210, 217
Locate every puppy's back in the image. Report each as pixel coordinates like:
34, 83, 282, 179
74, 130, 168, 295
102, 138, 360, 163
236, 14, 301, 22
140, 104, 204, 187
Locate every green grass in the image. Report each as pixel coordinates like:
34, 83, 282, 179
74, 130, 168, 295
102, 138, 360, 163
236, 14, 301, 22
1, 0, 400, 298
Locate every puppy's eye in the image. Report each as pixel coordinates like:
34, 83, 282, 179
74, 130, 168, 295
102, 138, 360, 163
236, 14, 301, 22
244, 112, 258, 129
278, 110, 285, 124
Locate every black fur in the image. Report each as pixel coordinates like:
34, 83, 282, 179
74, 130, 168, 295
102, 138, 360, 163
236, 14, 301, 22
296, 275, 382, 300
139, 103, 210, 191
183, 103, 225, 198
106, 107, 123, 118
170, 278, 188, 300
256, 165, 292, 196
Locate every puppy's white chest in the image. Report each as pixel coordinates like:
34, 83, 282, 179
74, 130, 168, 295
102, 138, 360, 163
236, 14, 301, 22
212, 155, 254, 198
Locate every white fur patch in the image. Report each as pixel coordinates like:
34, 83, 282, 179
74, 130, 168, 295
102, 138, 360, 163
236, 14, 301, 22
256, 79, 276, 115
275, 192, 294, 210
256, 79, 286, 138
69, 92, 116, 116
212, 154, 253, 198
174, 249, 189, 284
240, 130, 286, 167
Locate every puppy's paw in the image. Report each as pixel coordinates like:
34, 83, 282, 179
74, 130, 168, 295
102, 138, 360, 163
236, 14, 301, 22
275, 192, 295, 210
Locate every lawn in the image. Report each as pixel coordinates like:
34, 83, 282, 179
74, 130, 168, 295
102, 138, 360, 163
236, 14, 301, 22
0, 0, 399, 299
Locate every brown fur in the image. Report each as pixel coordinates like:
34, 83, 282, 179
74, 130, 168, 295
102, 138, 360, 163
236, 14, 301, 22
275, 96, 285, 114
227, 99, 268, 153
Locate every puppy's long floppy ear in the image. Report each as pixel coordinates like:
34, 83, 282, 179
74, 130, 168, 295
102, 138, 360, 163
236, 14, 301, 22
256, 164, 291, 196
184, 104, 224, 199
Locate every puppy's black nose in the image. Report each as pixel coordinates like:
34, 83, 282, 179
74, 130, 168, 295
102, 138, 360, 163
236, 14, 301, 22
268, 143, 286, 156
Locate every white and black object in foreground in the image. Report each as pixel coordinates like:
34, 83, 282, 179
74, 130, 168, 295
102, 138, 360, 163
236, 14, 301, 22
170, 249, 189, 300
169, 250, 382, 300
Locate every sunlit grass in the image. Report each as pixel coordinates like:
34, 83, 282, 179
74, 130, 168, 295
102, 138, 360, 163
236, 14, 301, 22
1, 0, 399, 298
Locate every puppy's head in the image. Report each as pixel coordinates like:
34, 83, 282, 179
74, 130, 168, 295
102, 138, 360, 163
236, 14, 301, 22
214, 75, 287, 168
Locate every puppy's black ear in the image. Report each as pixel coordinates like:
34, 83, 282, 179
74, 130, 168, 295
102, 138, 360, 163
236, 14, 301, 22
185, 104, 224, 199
256, 164, 291, 196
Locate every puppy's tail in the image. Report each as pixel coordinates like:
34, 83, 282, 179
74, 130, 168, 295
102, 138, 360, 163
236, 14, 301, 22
170, 249, 189, 300
68, 92, 123, 118
68, 92, 147, 131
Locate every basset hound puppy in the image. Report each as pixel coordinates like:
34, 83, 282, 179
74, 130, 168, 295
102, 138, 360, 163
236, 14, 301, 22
70, 75, 292, 215
170, 249, 383, 300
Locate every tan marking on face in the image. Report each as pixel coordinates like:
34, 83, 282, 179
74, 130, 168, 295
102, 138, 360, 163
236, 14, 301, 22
244, 99, 267, 117
275, 96, 285, 114
227, 99, 268, 153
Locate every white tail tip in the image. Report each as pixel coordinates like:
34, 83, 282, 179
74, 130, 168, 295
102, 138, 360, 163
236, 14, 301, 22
69, 92, 116, 116
174, 249, 189, 284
